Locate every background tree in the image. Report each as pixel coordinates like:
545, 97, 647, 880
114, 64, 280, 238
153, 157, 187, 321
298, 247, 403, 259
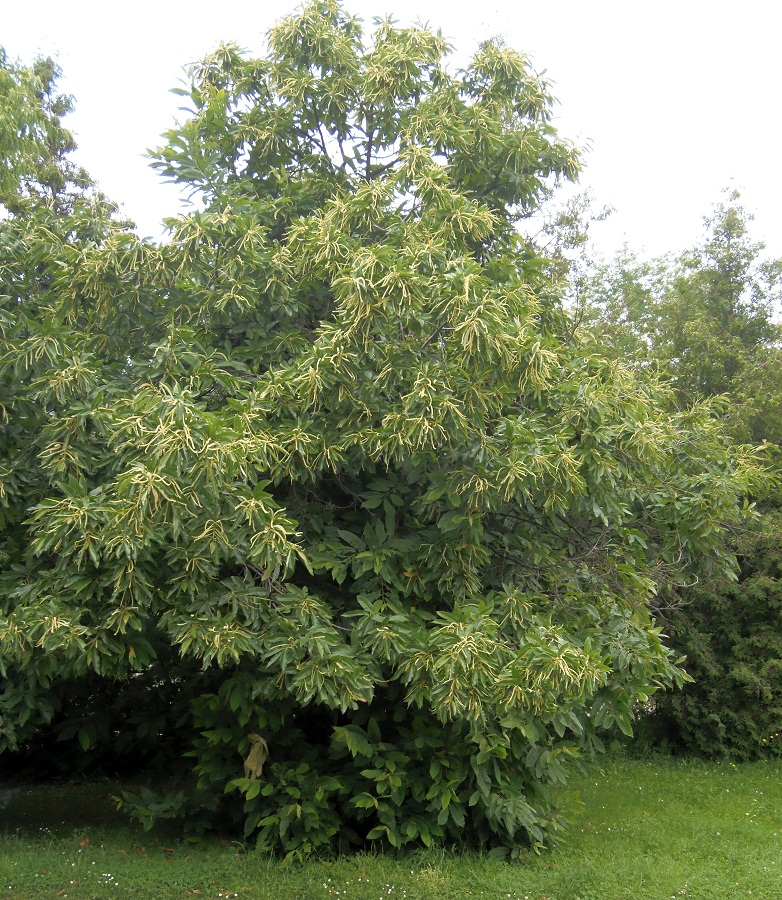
578, 190, 782, 439
0, 48, 96, 218
654, 192, 780, 424
578, 190, 782, 759
0, 3, 765, 855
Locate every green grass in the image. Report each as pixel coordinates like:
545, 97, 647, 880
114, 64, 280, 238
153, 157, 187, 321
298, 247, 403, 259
3, 757, 782, 899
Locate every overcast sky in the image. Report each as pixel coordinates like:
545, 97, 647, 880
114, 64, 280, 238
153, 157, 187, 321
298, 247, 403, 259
3, 0, 780, 260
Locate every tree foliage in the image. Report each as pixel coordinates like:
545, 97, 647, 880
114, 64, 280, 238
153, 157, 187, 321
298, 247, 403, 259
579, 191, 782, 442
0, 4, 766, 854
0, 48, 95, 218
578, 191, 782, 759
654, 504, 782, 760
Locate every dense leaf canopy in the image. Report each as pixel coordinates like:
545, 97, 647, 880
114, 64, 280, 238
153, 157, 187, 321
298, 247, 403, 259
0, 3, 766, 854
576, 191, 782, 760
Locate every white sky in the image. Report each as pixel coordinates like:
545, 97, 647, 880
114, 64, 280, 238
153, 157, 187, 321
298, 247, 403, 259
3, 0, 781, 260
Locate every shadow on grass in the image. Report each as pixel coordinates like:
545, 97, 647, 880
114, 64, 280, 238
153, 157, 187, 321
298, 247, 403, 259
0, 781, 131, 834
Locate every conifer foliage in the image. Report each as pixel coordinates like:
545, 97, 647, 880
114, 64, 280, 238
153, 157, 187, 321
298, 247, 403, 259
0, 4, 764, 855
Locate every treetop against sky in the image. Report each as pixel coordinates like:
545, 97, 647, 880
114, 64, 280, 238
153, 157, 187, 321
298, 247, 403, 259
2, 0, 781, 256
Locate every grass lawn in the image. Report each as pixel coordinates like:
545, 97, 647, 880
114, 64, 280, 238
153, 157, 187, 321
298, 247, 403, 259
2, 756, 782, 899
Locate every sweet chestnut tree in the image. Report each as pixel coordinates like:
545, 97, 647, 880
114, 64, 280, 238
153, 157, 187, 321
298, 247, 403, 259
0, 3, 764, 856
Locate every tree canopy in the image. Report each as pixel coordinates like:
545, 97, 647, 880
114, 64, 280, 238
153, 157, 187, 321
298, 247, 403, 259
0, 3, 767, 855
0, 48, 96, 218
577, 190, 782, 760
579, 191, 782, 442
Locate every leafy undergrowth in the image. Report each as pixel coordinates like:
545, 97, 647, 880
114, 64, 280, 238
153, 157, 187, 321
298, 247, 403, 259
2, 757, 782, 899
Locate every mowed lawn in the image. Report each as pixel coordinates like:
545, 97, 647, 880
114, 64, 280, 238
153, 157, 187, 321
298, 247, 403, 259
2, 757, 782, 900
